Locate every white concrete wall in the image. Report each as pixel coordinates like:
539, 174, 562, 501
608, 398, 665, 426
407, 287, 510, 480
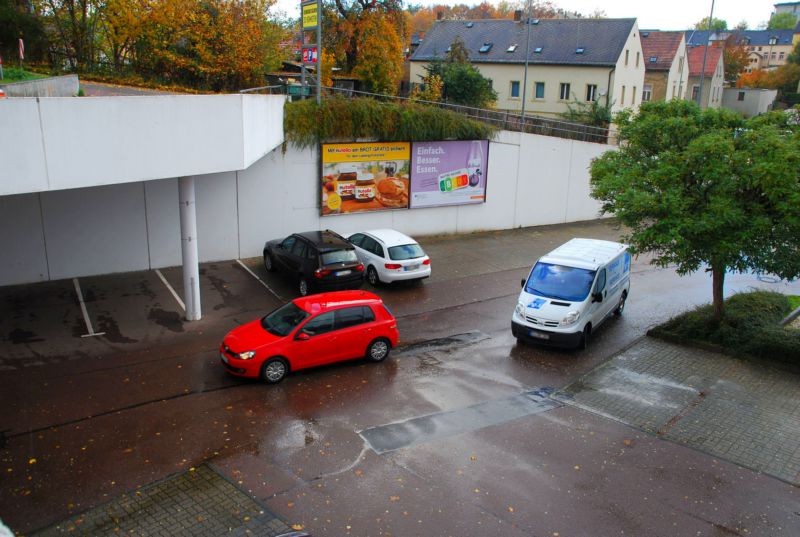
0, 75, 79, 97
722, 88, 777, 117
0, 94, 286, 196
0, 132, 612, 286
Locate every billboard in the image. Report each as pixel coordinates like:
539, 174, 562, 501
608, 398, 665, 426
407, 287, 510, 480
409, 140, 489, 208
321, 142, 411, 215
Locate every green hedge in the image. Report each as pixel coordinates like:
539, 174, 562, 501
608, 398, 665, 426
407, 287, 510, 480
649, 290, 800, 363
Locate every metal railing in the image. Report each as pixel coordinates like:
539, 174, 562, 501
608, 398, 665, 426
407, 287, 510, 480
241, 83, 612, 145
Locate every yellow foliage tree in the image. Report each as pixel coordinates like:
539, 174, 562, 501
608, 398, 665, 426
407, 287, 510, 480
352, 12, 404, 95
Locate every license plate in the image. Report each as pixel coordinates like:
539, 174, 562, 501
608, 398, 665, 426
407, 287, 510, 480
529, 330, 550, 340
220, 353, 229, 364
336, 270, 351, 276
404, 264, 419, 271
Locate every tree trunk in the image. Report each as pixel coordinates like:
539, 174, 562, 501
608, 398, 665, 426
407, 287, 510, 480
712, 266, 725, 320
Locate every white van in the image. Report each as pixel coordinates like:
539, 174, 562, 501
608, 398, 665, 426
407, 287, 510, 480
511, 238, 630, 349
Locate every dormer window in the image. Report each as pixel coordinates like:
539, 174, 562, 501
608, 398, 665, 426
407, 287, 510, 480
507, 44, 518, 52
534, 47, 543, 53
649, 56, 657, 62
479, 43, 493, 53
465, 22, 474, 28
575, 47, 585, 54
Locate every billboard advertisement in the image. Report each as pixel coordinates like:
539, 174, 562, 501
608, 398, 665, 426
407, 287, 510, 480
409, 140, 489, 209
321, 142, 411, 215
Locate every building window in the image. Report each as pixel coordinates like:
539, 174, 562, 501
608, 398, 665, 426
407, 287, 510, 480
737, 91, 745, 101
510, 81, 520, 99
620, 85, 626, 105
559, 82, 571, 100
636, 52, 640, 67
586, 84, 597, 102
642, 84, 652, 101
779, 52, 785, 60
691, 85, 699, 100
632, 86, 636, 105
625, 49, 629, 66
535, 82, 545, 99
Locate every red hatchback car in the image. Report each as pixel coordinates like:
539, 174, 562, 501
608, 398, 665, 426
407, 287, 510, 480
220, 290, 399, 383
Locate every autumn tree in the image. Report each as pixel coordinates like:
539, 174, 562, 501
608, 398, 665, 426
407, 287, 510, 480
590, 100, 800, 319
323, 0, 405, 74
352, 11, 404, 95
36, 0, 102, 70
99, 0, 147, 71
723, 39, 749, 84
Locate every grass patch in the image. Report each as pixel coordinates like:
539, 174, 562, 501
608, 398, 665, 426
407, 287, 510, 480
649, 290, 800, 363
1, 67, 48, 83
789, 295, 800, 311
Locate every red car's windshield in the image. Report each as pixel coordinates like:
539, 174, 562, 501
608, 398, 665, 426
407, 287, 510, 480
261, 302, 309, 336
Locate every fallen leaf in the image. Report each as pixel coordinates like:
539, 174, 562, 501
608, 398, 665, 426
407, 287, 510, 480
389, 495, 400, 502
287, 502, 295, 508
291, 524, 304, 530
28, 458, 36, 465
574, 465, 580, 470
508, 506, 514, 513
470, 455, 477, 461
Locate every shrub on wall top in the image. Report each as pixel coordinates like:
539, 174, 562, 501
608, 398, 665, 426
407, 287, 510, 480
284, 97, 497, 148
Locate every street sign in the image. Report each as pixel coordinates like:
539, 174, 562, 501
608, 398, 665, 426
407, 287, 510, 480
302, 46, 318, 64
302, 1, 318, 29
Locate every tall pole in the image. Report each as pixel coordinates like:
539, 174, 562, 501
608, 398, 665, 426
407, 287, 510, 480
520, 0, 532, 117
696, 0, 715, 107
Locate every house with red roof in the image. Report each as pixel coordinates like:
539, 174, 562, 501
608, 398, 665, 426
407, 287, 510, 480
686, 45, 725, 109
639, 31, 689, 103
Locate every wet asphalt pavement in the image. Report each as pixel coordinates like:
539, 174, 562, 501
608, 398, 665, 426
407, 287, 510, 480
1, 220, 800, 536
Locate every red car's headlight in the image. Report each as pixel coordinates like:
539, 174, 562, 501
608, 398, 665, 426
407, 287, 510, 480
238, 351, 256, 360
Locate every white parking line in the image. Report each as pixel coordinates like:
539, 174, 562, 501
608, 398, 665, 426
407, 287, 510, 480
72, 278, 106, 338
235, 259, 283, 301
155, 269, 186, 311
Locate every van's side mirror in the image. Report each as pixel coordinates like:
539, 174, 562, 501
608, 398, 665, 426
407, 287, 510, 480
592, 292, 603, 303
520, 279, 525, 288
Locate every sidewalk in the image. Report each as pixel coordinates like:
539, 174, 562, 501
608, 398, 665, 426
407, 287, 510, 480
555, 337, 800, 486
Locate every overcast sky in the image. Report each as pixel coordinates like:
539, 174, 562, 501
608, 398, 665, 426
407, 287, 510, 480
271, 0, 782, 31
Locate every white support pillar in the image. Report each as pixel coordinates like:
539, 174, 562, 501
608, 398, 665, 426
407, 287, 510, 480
179, 176, 201, 321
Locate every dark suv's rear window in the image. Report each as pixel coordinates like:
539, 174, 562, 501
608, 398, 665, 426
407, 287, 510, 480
321, 249, 358, 266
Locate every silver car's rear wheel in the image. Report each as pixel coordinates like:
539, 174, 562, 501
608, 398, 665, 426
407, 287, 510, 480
367, 266, 380, 286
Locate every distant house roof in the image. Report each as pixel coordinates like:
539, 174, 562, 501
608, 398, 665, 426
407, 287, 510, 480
685, 29, 795, 47
687, 45, 723, 77
410, 18, 637, 67
640, 31, 684, 71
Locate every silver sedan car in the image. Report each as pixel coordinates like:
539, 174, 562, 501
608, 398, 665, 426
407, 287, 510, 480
347, 229, 431, 285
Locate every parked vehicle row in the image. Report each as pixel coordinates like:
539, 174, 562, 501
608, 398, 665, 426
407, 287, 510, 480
224, 234, 631, 383
263, 229, 431, 297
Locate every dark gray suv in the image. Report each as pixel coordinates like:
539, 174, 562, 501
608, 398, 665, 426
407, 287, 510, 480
263, 230, 365, 296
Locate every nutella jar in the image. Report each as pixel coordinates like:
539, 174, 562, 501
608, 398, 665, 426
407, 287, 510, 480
337, 164, 358, 201
355, 173, 376, 203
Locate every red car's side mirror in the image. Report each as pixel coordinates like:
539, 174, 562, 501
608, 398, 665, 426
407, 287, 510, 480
295, 332, 310, 341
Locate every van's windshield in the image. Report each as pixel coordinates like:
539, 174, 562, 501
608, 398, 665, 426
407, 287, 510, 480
524, 262, 596, 302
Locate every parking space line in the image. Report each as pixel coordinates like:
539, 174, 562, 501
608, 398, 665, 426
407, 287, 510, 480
73, 278, 106, 338
155, 269, 186, 311
235, 259, 283, 302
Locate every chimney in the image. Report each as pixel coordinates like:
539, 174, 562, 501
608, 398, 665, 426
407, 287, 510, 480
437, 11, 443, 20
514, 10, 523, 22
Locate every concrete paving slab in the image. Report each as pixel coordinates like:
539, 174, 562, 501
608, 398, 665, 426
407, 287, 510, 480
555, 337, 800, 485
